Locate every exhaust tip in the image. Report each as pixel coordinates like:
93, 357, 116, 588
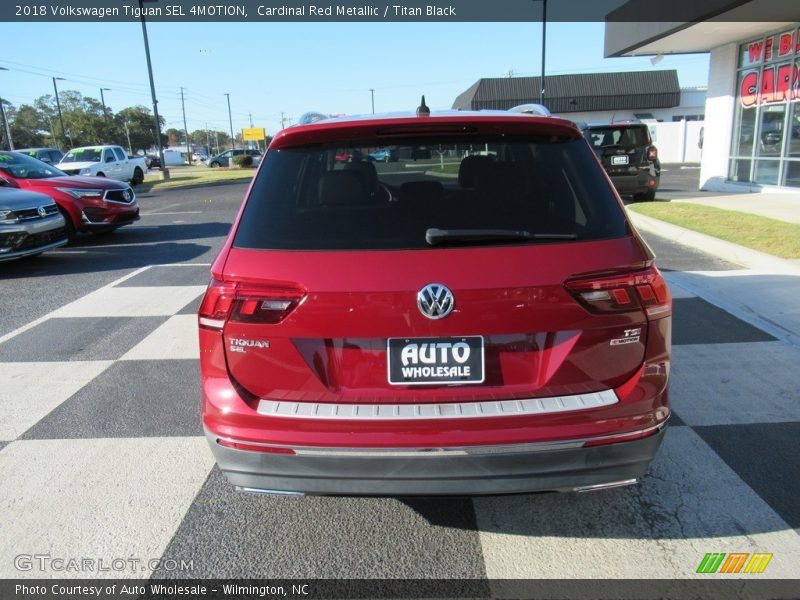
573, 478, 638, 493
235, 486, 305, 497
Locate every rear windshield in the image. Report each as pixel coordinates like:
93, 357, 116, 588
584, 127, 649, 148
234, 136, 627, 251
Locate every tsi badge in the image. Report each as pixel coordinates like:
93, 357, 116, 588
610, 328, 641, 346
228, 338, 270, 354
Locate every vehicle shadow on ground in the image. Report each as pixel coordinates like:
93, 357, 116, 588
0, 241, 213, 279
399, 419, 797, 539
0, 221, 231, 279
74, 221, 232, 246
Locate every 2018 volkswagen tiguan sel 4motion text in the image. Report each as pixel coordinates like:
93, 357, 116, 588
198, 104, 672, 496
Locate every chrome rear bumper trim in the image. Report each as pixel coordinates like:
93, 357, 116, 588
256, 389, 618, 421
212, 424, 665, 458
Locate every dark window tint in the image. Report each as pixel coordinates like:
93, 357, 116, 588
0, 151, 67, 179
234, 137, 627, 251
584, 127, 650, 148
113, 147, 126, 161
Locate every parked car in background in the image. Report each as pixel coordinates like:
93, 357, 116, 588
144, 154, 161, 169
56, 145, 147, 185
368, 148, 399, 162
198, 107, 672, 497
582, 123, 660, 201
0, 187, 68, 260
208, 148, 261, 168
17, 148, 64, 165
0, 151, 139, 240
192, 152, 208, 163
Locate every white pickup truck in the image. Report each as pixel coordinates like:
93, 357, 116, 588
56, 145, 147, 185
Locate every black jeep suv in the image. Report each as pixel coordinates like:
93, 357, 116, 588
582, 123, 660, 201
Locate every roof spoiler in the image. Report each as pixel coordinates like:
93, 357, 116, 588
508, 104, 551, 117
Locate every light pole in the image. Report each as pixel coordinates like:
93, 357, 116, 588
533, 0, 547, 105
139, 0, 169, 179
0, 67, 13, 150
224, 93, 234, 150
369, 88, 375, 114
52, 76, 66, 149
100, 87, 111, 120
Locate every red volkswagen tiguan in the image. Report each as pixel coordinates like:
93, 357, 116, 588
198, 107, 672, 496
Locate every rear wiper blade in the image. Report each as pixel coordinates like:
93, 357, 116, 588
425, 228, 576, 246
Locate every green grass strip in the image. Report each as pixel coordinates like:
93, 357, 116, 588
628, 202, 800, 259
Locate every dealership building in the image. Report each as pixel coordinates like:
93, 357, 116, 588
605, 3, 800, 191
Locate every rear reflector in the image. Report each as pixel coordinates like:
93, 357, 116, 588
565, 266, 671, 317
216, 438, 296, 455
647, 146, 658, 161
198, 278, 305, 330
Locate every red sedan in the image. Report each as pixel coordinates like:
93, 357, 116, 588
0, 151, 139, 240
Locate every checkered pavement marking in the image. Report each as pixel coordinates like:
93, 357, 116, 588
0, 262, 798, 580
0, 361, 112, 442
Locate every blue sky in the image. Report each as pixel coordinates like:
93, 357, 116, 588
0, 21, 709, 136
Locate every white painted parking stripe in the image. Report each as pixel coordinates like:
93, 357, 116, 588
52, 286, 205, 318
473, 427, 800, 579
141, 211, 203, 216
0, 266, 153, 346
120, 315, 199, 361
0, 437, 215, 579
671, 341, 800, 426
0, 361, 113, 441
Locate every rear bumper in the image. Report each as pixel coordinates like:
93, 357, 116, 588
205, 425, 666, 496
608, 171, 658, 194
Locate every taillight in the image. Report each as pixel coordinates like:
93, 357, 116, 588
647, 146, 658, 161
198, 278, 305, 330
565, 266, 671, 318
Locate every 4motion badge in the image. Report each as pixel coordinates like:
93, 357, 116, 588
610, 328, 641, 346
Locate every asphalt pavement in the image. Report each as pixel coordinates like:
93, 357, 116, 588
0, 175, 798, 590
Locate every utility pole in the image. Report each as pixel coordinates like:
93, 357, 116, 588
369, 88, 375, 114
224, 93, 234, 150
180, 87, 191, 164
205, 122, 211, 156
280, 112, 291, 129
539, 0, 547, 104
123, 120, 132, 155
248, 112, 253, 127
0, 67, 12, 150
214, 131, 219, 154
100, 88, 111, 120
52, 77, 66, 150
139, 0, 169, 179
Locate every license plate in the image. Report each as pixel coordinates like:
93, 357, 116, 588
387, 336, 484, 385
611, 155, 629, 165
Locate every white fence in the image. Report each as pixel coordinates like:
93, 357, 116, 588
647, 120, 704, 163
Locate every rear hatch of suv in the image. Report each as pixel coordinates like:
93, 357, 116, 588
583, 124, 655, 177
204, 117, 667, 406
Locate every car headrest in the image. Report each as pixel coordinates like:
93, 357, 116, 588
457, 155, 494, 188
318, 170, 368, 206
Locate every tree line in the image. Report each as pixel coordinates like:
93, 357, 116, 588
0, 90, 237, 154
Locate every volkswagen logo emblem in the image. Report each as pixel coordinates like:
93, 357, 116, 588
417, 283, 454, 320
123, 190, 131, 201
37, 206, 48, 217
